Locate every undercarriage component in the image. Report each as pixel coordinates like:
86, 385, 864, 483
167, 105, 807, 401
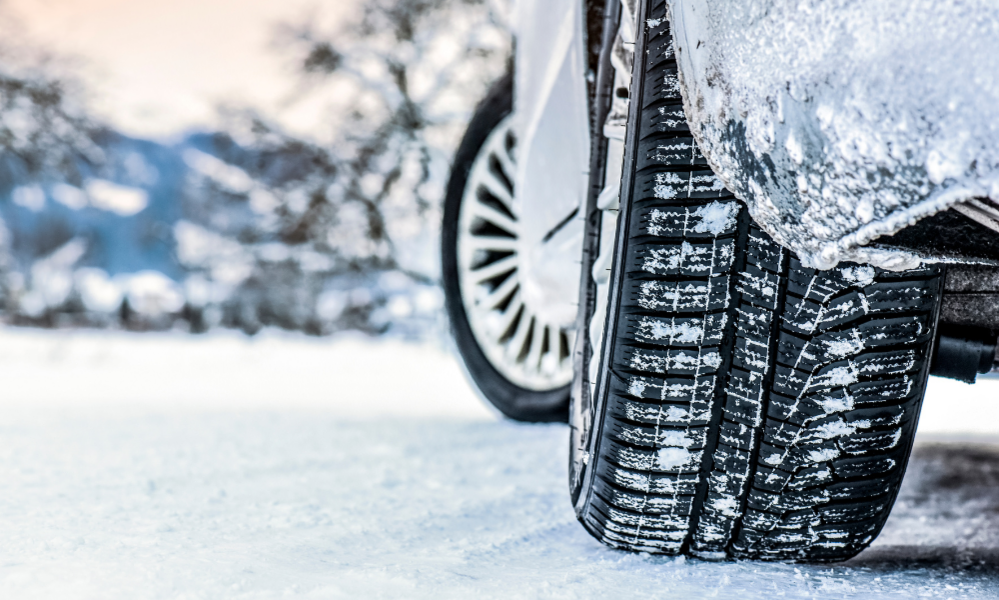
953, 197, 999, 235
930, 325, 998, 384
940, 264, 999, 332
871, 209, 999, 266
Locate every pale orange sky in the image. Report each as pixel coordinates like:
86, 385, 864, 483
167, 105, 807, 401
4, 0, 359, 139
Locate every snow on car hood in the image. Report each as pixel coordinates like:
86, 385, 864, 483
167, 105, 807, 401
668, 0, 999, 269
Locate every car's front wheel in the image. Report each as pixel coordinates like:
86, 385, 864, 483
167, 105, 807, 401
442, 74, 575, 422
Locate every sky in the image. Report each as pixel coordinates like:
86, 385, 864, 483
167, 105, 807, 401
3, 0, 358, 139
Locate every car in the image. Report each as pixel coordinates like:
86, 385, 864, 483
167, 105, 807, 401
442, 0, 999, 561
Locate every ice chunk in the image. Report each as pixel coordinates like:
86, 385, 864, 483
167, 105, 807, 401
657, 447, 694, 469
659, 430, 692, 447
691, 201, 739, 236
824, 336, 864, 358
807, 448, 841, 463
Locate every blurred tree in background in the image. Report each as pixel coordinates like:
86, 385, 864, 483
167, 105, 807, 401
0, 0, 511, 337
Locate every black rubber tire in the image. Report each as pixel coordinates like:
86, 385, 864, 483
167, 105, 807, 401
571, 0, 945, 560
442, 74, 570, 423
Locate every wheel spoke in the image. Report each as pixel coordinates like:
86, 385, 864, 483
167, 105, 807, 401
469, 200, 518, 236
492, 146, 517, 188
476, 271, 519, 310
465, 253, 517, 283
487, 292, 524, 339
464, 235, 518, 255
505, 310, 533, 361
525, 320, 546, 371
476, 168, 515, 208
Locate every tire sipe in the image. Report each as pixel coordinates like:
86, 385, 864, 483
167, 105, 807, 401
570, 0, 944, 560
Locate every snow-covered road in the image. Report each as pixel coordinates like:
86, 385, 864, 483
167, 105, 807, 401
1, 328, 999, 599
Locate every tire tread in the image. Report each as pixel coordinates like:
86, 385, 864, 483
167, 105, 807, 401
577, 0, 942, 561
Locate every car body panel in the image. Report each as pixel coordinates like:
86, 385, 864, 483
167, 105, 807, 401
669, 0, 999, 269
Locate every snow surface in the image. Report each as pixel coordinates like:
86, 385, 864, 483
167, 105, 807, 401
669, 0, 999, 269
2, 327, 999, 598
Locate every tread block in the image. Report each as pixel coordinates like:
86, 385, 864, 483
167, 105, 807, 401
618, 372, 717, 403
746, 228, 784, 273
758, 440, 842, 472
711, 444, 750, 473
737, 263, 783, 310
600, 527, 685, 550
598, 462, 700, 495
644, 25, 674, 69
748, 487, 829, 513
624, 313, 728, 347
642, 64, 683, 108
849, 377, 920, 405
634, 171, 730, 204
842, 405, 909, 428
606, 439, 704, 474
838, 429, 903, 455
766, 389, 849, 424
772, 349, 920, 399
623, 276, 730, 313
646, 101, 691, 135
595, 480, 696, 516
786, 465, 836, 490
630, 240, 736, 278
592, 496, 691, 531
608, 418, 708, 450
619, 344, 723, 376
832, 454, 901, 479
787, 263, 868, 302
815, 500, 886, 524
864, 280, 941, 312
825, 477, 893, 501
606, 391, 713, 427
732, 335, 772, 376
734, 303, 775, 345
776, 316, 930, 373
717, 419, 754, 451
724, 372, 766, 426
752, 465, 795, 493
639, 135, 708, 168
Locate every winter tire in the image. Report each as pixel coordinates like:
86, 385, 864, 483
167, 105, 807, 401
570, 0, 945, 560
442, 74, 572, 422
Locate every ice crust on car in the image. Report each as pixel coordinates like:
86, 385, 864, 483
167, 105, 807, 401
668, 0, 999, 269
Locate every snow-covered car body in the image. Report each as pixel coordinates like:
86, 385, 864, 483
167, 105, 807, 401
669, 0, 999, 271
507, 0, 592, 331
